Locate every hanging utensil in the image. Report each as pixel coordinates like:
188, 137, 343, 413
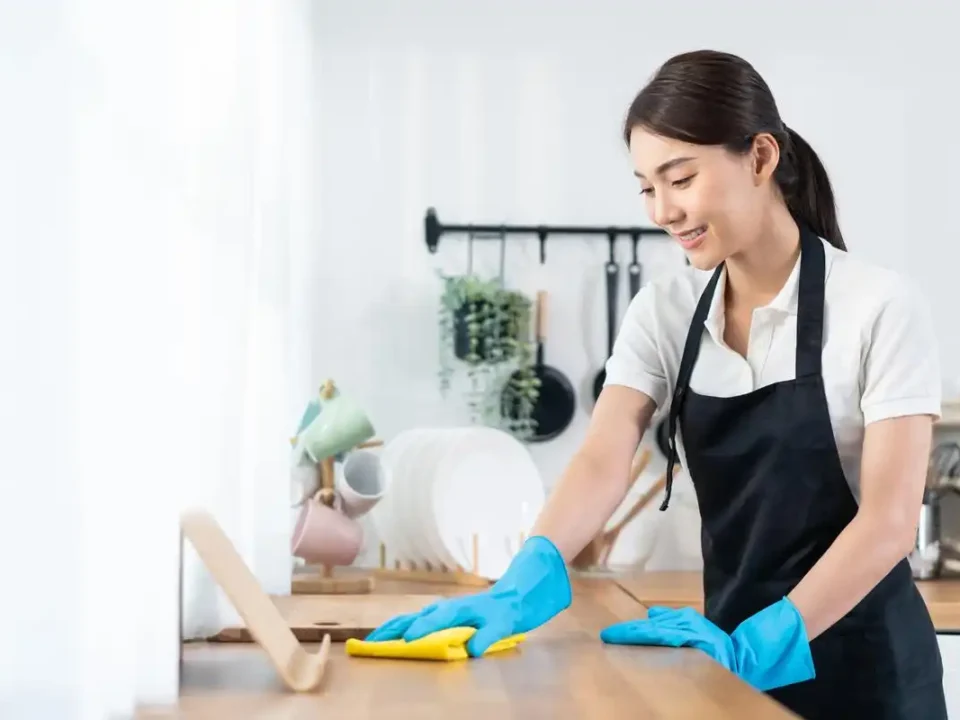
452, 230, 479, 361
503, 232, 575, 442
529, 287, 576, 441
592, 232, 620, 401
628, 231, 642, 299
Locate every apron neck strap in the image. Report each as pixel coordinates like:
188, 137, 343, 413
659, 223, 826, 511
794, 224, 826, 379
660, 264, 721, 511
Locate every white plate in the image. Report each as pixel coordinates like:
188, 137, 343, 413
416, 428, 473, 570
368, 429, 412, 564
395, 428, 455, 568
373, 428, 434, 566
431, 427, 544, 579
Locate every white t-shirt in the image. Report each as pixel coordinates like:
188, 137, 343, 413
603, 236, 942, 502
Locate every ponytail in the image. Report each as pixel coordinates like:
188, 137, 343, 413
779, 126, 846, 251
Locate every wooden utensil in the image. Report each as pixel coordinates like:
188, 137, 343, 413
597, 468, 669, 568
572, 449, 664, 569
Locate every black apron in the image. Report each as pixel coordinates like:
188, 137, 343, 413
661, 225, 946, 719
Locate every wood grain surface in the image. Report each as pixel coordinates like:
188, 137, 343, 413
917, 579, 960, 632
615, 571, 960, 632
141, 577, 798, 719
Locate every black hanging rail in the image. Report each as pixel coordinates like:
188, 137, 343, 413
424, 207, 670, 255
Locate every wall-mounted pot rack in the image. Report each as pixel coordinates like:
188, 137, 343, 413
424, 207, 671, 260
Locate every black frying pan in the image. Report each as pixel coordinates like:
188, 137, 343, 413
527, 289, 575, 441
592, 234, 620, 401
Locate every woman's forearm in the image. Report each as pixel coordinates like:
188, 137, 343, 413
529, 385, 656, 562
787, 512, 912, 640
531, 449, 635, 561
787, 414, 930, 640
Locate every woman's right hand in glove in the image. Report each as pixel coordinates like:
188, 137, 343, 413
364, 535, 572, 657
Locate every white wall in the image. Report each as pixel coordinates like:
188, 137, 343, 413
310, 2, 960, 567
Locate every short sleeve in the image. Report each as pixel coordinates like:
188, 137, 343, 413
860, 280, 941, 424
603, 284, 669, 407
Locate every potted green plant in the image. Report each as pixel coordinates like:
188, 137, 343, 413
437, 272, 540, 439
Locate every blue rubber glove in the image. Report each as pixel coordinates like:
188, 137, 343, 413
599, 597, 815, 691
364, 535, 571, 657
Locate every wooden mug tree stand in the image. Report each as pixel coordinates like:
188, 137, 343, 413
293, 488, 499, 592
291, 378, 505, 594
292, 379, 384, 595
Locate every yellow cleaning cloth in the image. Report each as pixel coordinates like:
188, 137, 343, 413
345, 627, 526, 661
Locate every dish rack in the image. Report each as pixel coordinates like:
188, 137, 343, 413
295, 537, 507, 592
292, 384, 497, 594
368, 530, 532, 588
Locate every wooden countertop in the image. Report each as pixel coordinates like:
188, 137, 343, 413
140, 577, 799, 719
614, 571, 960, 633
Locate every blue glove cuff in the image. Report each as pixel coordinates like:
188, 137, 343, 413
731, 596, 815, 691
493, 535, 572, 632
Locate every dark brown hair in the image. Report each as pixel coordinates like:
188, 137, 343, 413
623, 50, 845, 251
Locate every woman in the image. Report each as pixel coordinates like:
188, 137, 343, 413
367, 50, 946, 718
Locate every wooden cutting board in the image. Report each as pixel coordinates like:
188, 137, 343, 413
209, 593, 440, 643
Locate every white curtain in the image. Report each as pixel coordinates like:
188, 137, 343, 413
0, 0, 319, 717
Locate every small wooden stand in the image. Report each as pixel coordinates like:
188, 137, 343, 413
292, 379, 380, 595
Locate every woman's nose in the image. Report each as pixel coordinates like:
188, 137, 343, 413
653, 194, 683, 228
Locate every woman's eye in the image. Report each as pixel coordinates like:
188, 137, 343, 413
672, 174, 696, 188
639, 187, 654, 196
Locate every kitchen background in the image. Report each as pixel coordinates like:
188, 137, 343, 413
4, 1, 960, 717
307, 1, 960, 569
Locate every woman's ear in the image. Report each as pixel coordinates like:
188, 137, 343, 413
750, 133, 781, 185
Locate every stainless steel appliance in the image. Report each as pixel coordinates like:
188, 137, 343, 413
909, 443, 960, 579
910, 487, 943, 580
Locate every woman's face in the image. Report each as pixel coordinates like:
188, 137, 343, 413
628, 126, 775, 270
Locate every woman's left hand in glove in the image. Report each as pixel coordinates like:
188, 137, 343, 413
599, 597, 815, 691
